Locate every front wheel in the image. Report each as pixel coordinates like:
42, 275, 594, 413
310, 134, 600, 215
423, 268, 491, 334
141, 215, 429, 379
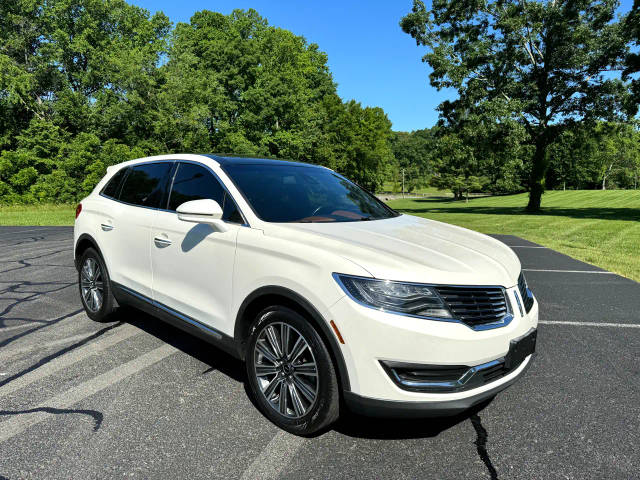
246, 306, 340, 435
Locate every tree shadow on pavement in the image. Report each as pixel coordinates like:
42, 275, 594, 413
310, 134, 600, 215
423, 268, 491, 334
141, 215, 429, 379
0, 407, 103, 432
119, 306, 246, 384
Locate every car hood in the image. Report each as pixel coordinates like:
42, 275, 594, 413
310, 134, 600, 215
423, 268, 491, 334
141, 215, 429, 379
265, 214, 521, 287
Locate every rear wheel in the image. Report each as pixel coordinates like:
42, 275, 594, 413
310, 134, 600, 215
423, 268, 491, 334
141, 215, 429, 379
246, 306, 340, 435
78, 248, 116, 322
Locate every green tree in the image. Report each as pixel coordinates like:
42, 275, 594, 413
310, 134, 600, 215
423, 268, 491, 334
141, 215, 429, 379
546, 128, 588, 190
623, 0, 640, 109
401, 0, 630, 210
390, 129, 434, 193
429, 131, 489, 200
159, 9, 336, 158
0, 0, 170, 143
325, 100, 394, 191
593, 122, 640, 190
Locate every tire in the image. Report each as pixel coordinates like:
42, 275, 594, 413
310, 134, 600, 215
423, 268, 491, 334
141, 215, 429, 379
78, 247, 116, 322
246, 306, 340, 435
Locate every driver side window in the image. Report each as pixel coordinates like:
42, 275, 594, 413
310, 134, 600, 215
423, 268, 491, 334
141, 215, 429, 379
167, 162, 243, 224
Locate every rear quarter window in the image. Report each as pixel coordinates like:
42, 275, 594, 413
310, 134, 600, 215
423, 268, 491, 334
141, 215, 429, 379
101, 167, 128, 199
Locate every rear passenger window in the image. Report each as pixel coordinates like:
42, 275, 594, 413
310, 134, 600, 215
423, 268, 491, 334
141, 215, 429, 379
119, 162, 172, 208
101, 167, 127, 199
167, 162, 243, 223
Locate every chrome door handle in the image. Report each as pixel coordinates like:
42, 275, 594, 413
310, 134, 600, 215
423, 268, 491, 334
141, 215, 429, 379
101, 223, 114, 231
153, 236, 172, 247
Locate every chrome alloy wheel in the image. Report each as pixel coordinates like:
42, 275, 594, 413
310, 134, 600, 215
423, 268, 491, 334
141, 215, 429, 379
80, 257, 104, 313
253, 322, 319, 418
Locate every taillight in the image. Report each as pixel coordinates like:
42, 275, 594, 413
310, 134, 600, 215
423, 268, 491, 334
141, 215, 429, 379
75, 203, 82, 219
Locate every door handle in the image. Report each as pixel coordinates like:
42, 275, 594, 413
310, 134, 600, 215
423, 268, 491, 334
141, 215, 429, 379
153, 236, 172, 247
101, 223, 114, 231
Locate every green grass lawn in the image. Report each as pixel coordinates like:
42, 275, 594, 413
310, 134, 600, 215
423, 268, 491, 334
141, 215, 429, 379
0, 204, 76, 226
388, 190, 640, 282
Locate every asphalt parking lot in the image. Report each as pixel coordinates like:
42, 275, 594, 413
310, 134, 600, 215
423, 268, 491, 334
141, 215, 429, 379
1, 227, 639, 480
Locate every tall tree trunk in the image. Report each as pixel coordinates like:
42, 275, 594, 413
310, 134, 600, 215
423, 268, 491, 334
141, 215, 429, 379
526, 138, 550, 211
602, 163, 615, 190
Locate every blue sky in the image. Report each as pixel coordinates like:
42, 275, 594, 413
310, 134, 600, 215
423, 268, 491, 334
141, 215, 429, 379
130, 0, 635, 133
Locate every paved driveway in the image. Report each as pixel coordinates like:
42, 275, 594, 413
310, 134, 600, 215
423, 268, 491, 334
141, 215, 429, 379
1, 227, 638, 479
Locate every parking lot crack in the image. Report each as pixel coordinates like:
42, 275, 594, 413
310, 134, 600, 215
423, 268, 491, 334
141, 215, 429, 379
470, 413, 499, 480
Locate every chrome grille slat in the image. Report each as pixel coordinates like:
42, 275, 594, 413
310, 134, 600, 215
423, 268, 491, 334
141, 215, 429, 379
518, 272, 534, 313
447, 301, 505, 307
435, 286, 509, 327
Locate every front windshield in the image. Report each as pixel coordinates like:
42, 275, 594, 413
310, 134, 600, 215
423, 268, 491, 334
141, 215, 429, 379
222, 164, 399, 223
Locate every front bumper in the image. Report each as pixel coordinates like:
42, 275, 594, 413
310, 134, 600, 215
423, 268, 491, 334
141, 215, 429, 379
327, 286, 538, 413
344, 352, 534, 417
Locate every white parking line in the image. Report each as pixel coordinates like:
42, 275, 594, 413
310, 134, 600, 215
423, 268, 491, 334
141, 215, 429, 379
539, 320, 640, 328
0, 333, 93, 363
523, 269, 616, 274
0, 324, 141, 398
240, 430, 306, 480
0, 344, 177, 443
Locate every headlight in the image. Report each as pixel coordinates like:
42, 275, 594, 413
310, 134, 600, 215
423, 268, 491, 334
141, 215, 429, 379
333, 274, 453, 319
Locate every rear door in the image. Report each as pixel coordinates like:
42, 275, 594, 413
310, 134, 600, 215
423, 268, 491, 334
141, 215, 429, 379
150, 161, 244, 336
99, 161, 173, 298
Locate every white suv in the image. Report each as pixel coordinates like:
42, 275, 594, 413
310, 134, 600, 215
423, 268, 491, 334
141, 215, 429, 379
74, 154, 538, 435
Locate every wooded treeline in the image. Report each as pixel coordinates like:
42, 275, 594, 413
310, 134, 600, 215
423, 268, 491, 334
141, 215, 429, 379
0, 1, 393, 203
391, 120, 640, 198
1, 0, 639, 207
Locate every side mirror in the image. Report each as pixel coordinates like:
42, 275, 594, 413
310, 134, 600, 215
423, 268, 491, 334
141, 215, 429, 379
176, 199, 225, 228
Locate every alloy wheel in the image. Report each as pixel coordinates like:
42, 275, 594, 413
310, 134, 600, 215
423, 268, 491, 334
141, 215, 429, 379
80, 257, 104, 313
253, 322, 319, 418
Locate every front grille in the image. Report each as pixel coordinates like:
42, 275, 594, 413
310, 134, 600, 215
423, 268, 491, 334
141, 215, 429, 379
435, 286, 509, 328
518, 272, 534, 313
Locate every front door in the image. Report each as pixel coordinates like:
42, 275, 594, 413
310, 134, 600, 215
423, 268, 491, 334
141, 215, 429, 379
150, 161, 244, 336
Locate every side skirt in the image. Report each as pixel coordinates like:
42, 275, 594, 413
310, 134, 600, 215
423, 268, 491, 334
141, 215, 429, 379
112, 282, 241, 359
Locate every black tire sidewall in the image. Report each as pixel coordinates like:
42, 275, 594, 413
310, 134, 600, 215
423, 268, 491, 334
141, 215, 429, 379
78, 247, 114, 322
246, 306, 339, 435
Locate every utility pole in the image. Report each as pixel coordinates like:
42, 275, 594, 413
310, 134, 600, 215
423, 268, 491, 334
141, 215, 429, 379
402, 168, 405, 198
